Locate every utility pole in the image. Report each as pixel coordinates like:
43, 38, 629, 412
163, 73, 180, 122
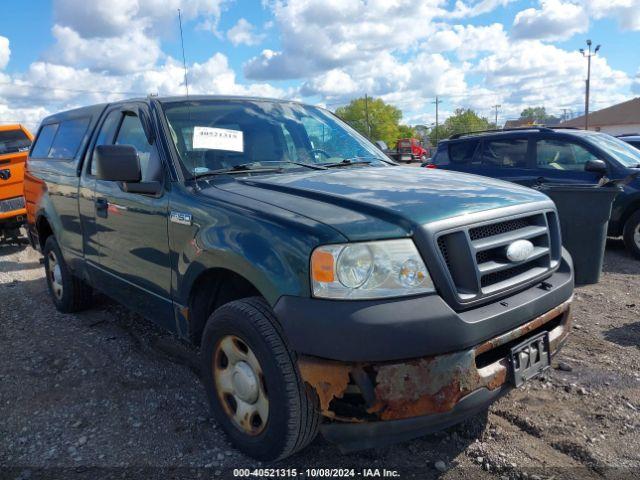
492, 104, 501, 128
580, 39, 600, 130
364, 94, 371, 139
432, 96, 442, 143
562, 108, 568, 122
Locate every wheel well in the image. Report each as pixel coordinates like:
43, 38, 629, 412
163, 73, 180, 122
36, 216, 53, 250
188, 268, 262, 346
621, 201, 640, 235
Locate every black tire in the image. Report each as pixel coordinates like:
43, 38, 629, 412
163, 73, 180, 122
623, 210, 640, 259
201, 297, 320, 461
43, 236, 93, 313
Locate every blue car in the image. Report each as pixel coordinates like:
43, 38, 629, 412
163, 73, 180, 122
618, 134, 640, 151
425, 127, 640, 258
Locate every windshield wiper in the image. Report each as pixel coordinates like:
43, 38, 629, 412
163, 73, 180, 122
261, 160, 328, 170
192, 163, 284, 179
322, 156, 377, 168
192, 160, 327, 180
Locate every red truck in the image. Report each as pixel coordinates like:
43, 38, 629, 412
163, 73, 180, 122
375, 138, 431, 163
396, 138, 430, 163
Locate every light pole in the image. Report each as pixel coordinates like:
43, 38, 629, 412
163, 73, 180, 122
580, 39, 600, 130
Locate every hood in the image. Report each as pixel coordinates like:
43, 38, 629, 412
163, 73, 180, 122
206, 166, 550, 240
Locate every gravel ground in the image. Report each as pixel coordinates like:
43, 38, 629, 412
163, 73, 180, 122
1, 237, 639, 480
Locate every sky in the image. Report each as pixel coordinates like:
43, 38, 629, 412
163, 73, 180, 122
0, 0, 639, 131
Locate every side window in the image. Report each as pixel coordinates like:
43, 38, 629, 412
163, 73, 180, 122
448, 140, 479, 165
90, 111, 122, 175
481, 139, 528, 168
115, 113, 160, 182
30, 124, 59, 158
536, 139, 600, 171
48, 117, 91, 159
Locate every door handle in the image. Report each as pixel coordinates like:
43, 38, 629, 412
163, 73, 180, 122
95, 197, 108, 217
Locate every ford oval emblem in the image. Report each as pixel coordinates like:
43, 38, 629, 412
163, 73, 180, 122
505, 239, 534, 263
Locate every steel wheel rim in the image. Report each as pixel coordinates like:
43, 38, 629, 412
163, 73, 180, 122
47, 251, 63, 300
634, 224, 640, 248
213, 335, 268, 436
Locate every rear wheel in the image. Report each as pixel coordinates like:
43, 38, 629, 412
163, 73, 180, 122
201, 297, 320, 461
43, 236, 93, 312
623, 210, 640, 259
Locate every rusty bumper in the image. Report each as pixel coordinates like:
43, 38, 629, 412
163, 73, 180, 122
298, 298, 572, 424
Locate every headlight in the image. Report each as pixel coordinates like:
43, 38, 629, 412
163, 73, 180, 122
310, 239, 435, 299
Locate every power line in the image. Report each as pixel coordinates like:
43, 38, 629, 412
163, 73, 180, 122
0, 81, 146, 96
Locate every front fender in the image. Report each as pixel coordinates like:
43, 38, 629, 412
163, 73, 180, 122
170, 184, 347, 307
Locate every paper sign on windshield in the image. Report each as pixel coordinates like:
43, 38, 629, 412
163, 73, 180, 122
193, 127, 244, 152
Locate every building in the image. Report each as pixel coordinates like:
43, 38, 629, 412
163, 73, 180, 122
560, 97, 640, 135
503, 119, 542, 129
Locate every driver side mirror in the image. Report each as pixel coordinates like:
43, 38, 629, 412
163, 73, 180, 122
585, 159, 607, 174
94, 145, 141, 182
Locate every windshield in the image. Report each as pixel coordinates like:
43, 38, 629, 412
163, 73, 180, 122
0, 129, 31, 155
161, 100, 391, 177
584, 133, 640, 167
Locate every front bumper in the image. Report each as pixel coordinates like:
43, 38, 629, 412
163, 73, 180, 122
275, 250, 573, 363
0, 209, 26, 229
298, 299, 572, 450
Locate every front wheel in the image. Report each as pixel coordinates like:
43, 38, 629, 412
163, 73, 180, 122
623, 210, 640, 259
201, 297, 320, 461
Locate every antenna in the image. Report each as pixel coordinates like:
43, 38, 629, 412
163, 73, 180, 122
178, 9, 189, 96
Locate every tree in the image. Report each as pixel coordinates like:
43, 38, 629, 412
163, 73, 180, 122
428, 109, 493, 144
335, 97, 412, 147
398, 124, 417, 140
520, 107, 560, 125
428, 125, 449, 146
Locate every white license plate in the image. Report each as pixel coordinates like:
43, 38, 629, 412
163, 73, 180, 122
0, 196, 25, 213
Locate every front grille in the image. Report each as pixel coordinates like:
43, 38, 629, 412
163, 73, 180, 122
469, 217, 532, 241
436, 211, 561, 302
0, 196, 25, 213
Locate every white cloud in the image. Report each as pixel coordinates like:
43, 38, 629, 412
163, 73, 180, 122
245, 0, 446, 80
633, 69, 640, 94
422, 23, 509, 60
512, 0, 588, 41
475, 40, 631, 114
47, 25, 162, 74
298, 51, 468, 120
48, 0, 228, 75
227, 18, 265, 46
136, 53, 285, 98
448, 0, 514, 18
0, 36, 10, 70
585, 0, 640, 31
0, 52, 285, 132
53, 0, 227, 38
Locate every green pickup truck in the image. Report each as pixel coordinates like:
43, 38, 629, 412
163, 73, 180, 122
24, 96, 574, 460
